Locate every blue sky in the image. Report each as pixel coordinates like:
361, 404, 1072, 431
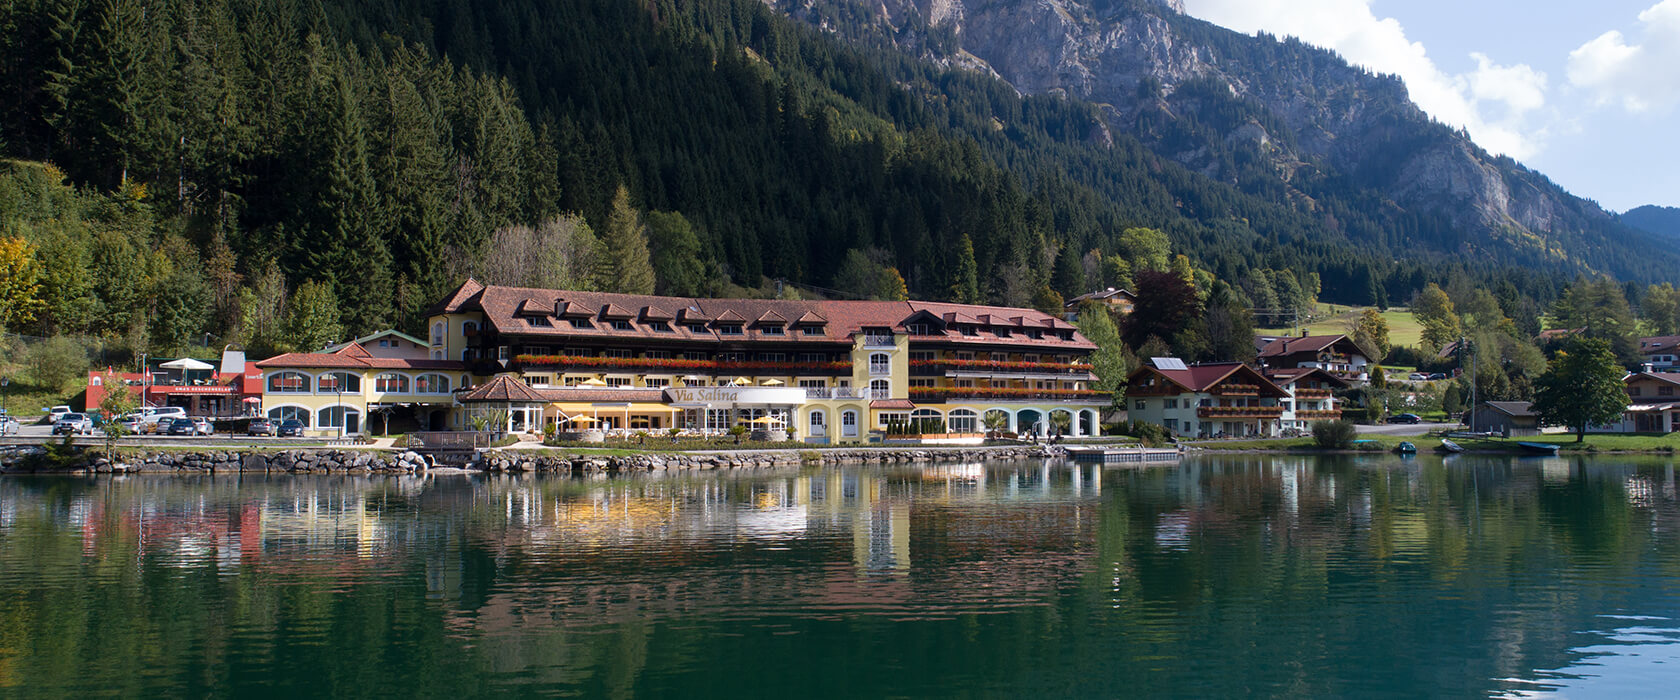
1183, 0, 1680, 212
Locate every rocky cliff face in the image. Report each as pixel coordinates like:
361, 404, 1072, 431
774, 0, 1611, 262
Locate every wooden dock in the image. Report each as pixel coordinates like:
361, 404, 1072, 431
1063, 446, 1182, 464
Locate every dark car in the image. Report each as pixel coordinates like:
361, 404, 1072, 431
164, 417, 198, 435
277, 419, 305, 437
1387, 413, 1422, 424
247, 418, 276, 437
1428, 373, 1447, 381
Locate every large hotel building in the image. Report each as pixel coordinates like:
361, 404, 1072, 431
254, 279, 1108, 441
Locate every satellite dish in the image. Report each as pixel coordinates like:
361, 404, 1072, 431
1152, 357, 1187, 371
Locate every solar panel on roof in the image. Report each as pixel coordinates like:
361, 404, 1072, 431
1152, 357, 1187, 371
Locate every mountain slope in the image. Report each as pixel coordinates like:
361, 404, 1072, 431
772, 0, 1676, 284
1622, 206, 1680, 240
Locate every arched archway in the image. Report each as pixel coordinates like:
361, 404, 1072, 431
1049, 409, 1074, 437
1017, 409, 1043, 436
838, 405, 862, 438
807, 408, 828, 439
1080, 409, 1099, 437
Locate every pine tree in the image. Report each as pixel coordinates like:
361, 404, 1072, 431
950, 234, 980, 304
596, 185, 656, 294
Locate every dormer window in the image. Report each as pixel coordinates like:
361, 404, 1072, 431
906, 323, 934, 335
526, 316, 552, 327
717, 324, 743, 336
800, 325, 823, 336
688, 323, 708, 333
760, 324, 784, 336
610, 319, 634, 331
961, 325, 979, 337
568, 318, 592, 329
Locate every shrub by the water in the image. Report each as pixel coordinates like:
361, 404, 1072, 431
1122, 420, 1173, 446
1312, 420, 1357, 449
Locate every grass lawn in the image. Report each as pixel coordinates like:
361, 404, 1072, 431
1257, 306, 1424, 350
1456, 432, 1680, 453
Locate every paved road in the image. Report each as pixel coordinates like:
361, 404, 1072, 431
1355, 421, 1456, 437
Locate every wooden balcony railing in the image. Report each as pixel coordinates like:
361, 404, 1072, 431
1197, 406, 1284, 419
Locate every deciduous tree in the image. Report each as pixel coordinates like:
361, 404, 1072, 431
1533, 336, 1630, 442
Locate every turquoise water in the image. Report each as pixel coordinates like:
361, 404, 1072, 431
2, 455, 1678, 697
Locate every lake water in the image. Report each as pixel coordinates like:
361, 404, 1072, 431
2, 455, 1679, 698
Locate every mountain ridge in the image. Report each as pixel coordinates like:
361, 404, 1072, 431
1622, 205, 1680, 240
770, 0, 1667, 282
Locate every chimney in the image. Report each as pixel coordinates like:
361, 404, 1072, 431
1300, 329, 1308, 338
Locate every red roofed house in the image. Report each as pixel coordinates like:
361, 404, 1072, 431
1257, 332, 1371, 383
254, 329, 467, 436
1638, 335, 1680, 372
1124, 359, 1290, 439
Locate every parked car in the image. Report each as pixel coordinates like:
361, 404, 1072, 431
164, 417, 199, 436
115, 415, 142, 434
1428, 373, 1447, 381
191, 417, 215, 436
247, 418, 276, 437
1387, 413, 1422, 424
0, 413, 19, 435
276, 419, 306, 437
44, 405, 71, 424
1407, 372, 1428, 381
52, 413, 94, 435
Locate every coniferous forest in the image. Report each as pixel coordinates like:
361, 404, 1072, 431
0, 0, 1670, 360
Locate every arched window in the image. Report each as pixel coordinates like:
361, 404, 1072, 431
948, 408, 978, 433
317, 371, 361, 393
267, 406, 311, 425
841, 409, 859, 437
869, 379, 890, 398
869, 352, 891, 375
983, 409, 1011, 432
460, 375, 471, 390
375, 373, 410, 393
462, 320, 478, 336
911, 408, 945, 434
267, 372, 309, 393
414, 373, 451, 394
319, 406, 361, 432
430, 321, 446, 346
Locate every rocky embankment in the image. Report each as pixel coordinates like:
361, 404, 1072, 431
0, 445, 1061, 475
477, 445, 1059, 473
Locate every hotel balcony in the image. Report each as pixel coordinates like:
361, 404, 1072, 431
514, 354, 852, 375
1293, 388, 1333, 399
909, 359, 1096, 380
804, 387, 875, 400
1197, 405, 1284, 419
862, 334, 897, 349
908, 387, 1110, 404
1212, 383, 1260, 397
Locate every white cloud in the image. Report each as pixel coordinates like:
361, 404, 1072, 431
1567, 0, 1680, 113
1182, 0, 1549, 159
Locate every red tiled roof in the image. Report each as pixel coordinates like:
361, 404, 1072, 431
424, 278, 485, 316
456, 375, 547, 402
1264, 367, 1350, 388
1258, 334, 1353, 358
254, 342, 467, 371
1133, 362, 1289, 396
641, 305, 673, 321
1640, 334, 1680, 352
871, 398, 916, 410
449, 284, 1094, 350
543, 387, 671, 403
757, 310, 787, 324
600, 303, 634, 319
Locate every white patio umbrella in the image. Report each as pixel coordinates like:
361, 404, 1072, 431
159, 358, 215, 371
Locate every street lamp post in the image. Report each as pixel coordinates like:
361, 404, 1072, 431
3, 376, 9, 419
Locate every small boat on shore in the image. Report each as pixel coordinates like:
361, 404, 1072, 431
1516, 441, 1560, 455
1395, 441, 1417, 454
1440, 439, 1465, 453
